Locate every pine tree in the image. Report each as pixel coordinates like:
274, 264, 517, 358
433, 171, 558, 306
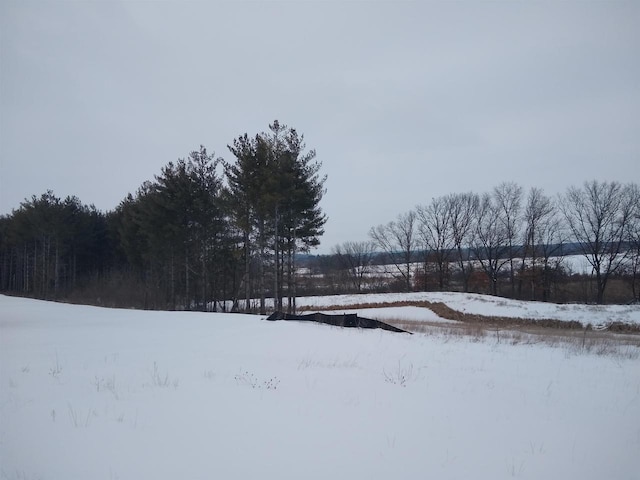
225, 121, 327, 313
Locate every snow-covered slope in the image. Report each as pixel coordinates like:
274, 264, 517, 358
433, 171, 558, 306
1, 294, 639, 479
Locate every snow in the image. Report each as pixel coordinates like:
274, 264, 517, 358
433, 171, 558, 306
296, 292, 640, 328
1, 294, 639, 479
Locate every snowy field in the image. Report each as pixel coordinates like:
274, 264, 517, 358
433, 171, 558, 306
1, 294, 639, 480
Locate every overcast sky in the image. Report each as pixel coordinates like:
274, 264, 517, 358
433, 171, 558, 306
1, 1, 638, 253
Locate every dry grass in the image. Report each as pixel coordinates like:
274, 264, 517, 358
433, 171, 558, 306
301, 299, 640, 359
384, 319, 640, 360
300, 299, 640, 333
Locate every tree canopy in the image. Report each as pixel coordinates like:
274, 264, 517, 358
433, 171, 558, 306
0, 122, 327, 311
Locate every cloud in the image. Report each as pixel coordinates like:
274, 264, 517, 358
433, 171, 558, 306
1, 1, 638, 252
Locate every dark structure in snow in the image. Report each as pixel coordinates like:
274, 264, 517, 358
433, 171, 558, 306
266, 311, 411, 334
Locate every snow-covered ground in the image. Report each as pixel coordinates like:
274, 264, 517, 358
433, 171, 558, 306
296, 292, 640, 328
1, 294, 639, 479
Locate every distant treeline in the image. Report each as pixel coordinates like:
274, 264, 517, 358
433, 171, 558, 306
1, 145, 638, 307
0, 121, 326, 313
328, 181, 640, 304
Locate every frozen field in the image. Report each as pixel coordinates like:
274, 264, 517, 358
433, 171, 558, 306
1, 294, 639, 479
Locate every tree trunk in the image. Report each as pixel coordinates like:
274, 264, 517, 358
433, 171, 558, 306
292, 226, 297, 314
185, 246, 189, 310
244, 231, 250, 313
170, 251, 175, 310
33, 241, 37, 295
24, 244, 29, 292
274, 206, 279, 313
73, 253, 77, 290
596, 270, 605, 304
258, 221, 266, 315
457, 247, 469, 293
201, 242, 207, 312
54, 240, 59, 294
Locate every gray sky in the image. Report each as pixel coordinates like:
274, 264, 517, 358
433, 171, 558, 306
1, 1, 639, 253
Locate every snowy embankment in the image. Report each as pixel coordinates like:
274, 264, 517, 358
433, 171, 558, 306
1, 294, 639, 480
296, 292, 640, 328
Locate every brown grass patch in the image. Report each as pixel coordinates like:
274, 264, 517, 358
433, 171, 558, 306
384, 319, 640, 359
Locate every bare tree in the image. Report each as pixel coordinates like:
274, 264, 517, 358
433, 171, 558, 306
369, 210, 418, 292
448, 192, 479, 292
521, 188, 565, 300
473, 192, 510, 295
416, 196, 454, 290
560, 180, 636, 303
332, 240, 376, 293
624, 183, 640, 302
493, 182, 523, 296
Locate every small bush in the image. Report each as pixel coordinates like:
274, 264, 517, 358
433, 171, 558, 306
149, 362, 178, 389
234, 370, 280, 390
383, 360, 418, 387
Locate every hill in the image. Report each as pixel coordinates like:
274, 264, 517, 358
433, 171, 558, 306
1, 294, 639, 479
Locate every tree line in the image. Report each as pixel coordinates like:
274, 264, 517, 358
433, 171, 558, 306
332, 181, 640, 304
0, 121, 326, 313
2, 137, 638, 308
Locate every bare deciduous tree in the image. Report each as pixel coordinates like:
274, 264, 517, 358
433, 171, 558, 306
521, 187, 564, 300
493, 182, 523, 296
369, 210, 418, 292
624, 183, 640, 302
332, 240, 376, 293
448, 192, 479, 292
560, 180, 636, 303
417, 196, 454, 290
473, 192, 510, 295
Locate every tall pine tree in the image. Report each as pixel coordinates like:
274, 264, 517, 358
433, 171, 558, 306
225, 121, 326, 314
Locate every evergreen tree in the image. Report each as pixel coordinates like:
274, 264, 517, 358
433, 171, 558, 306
225, 120, 327, 313
0, 191, 109, 298
108, 147, 226, 309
